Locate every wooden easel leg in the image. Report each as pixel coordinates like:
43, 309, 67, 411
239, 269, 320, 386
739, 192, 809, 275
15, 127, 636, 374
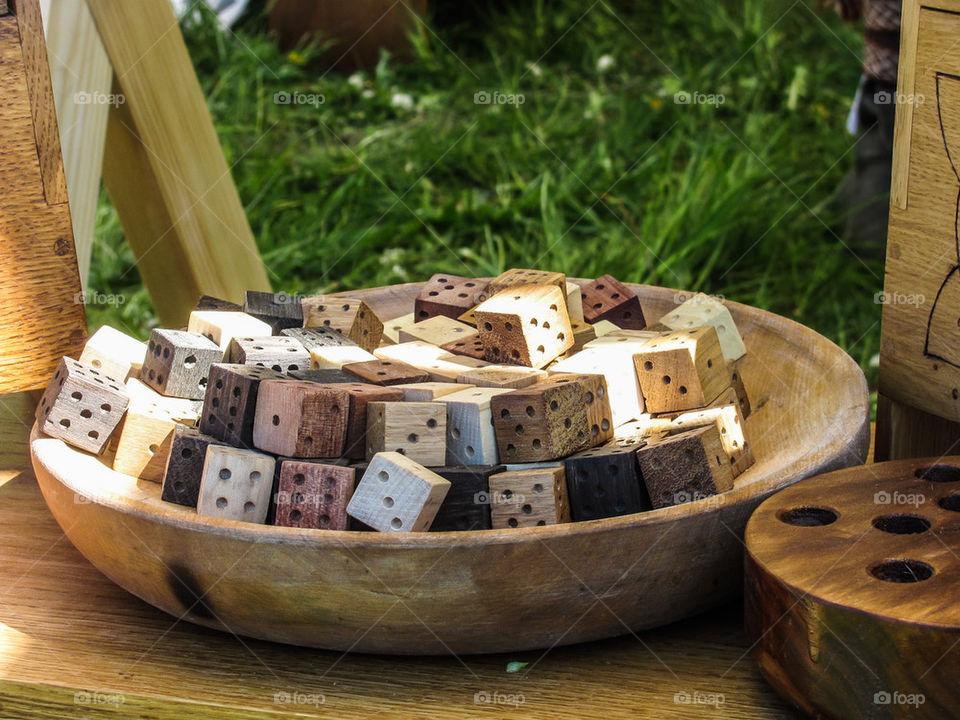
875, 393, 960, 461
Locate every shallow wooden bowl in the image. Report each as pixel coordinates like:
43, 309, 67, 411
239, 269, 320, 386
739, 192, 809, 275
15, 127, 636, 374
30, 282, 870, 655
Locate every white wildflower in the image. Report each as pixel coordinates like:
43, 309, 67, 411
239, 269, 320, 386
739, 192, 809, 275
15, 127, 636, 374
391, 92, 414, 110
597, 54, 615, 73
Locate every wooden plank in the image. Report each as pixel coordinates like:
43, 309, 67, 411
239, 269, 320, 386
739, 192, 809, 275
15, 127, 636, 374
0, 14, 86, 393
38, 0, 111, 288
88, 0, 270, 326
10, 0, 67, 204
890, 0, 922, 209
874, 392, 960, 460
879, 5, 960, 423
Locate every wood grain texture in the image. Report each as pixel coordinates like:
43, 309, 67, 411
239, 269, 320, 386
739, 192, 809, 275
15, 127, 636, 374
302, 296, 383, 351
0, 11, 85, 392
142, 329, 223, 400
197, 445, 275, 524
488, 466, 570, 528
399, 314, 478, 346
746, 457, 960, 720
660, 292, 745, 361
392, 381, 473, 401
414, 273, 489, 321
274, 460, 355, 531
310, 345, 377, 369
79, 325, 146, 381
880, 2, 960, 426
225, 335, 311, 373
636, 425, 735, 509
198, 364, 286, 449
187, 311, 272, 353
160, 424, 227, 508
342, 358, 430, 386
26, 280, 870, 654
474, 284, 574, 368
111, 403, 177, 483
633, 327, 728, 413
38, 0, 110, 287
364, 401, 446, 465
580, 275, 646, 329
456, 365, 547, 389
373, 341, 487, 381
490, 379, 588, 462
346, 451, 449, 532
90, 0, 270, 327
252, 380, 349, 458
429, 464, 502, 532
339, 382, 404, 460
11, 0, 67, 204
438, 386, 510, 465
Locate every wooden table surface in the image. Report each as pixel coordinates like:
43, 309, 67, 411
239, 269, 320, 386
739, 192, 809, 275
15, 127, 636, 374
0, 395, 801, 719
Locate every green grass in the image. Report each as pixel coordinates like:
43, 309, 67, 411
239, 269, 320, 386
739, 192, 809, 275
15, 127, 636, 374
87, 0, 881, 385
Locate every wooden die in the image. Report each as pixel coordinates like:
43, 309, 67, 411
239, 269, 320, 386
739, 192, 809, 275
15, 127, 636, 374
346, 452, 450, 532
429, 465, 505, 532
474, 284, 574, 368
486, 268, 566, 296
414, 273, 489, 321
225, 335, 311, 372
550, 343, 646, 426
580, 275, 646, 329
339, 383, 405, 460
141, 329, 223, 400
252, 380, 349, 457
161, 425, 228, 507
564, 441, 651, 521
456, 365, 547, 389
280, 325, 357, 350
365, 401, 447, 465
632, 327, 728, 413
112, 402, 178, 482
274, 460, 356, 530
243, 290, 303, 333
399, 315, 479, 347
635, 424, 735, 509
197, 445, 276, 523
187, 310, 273, 352
342, 358, 430, 386
487, 466, 570, 528
35, 357, 129, 454
199, 363, 287, 448
438, 386, 511, 465
302, 296, 383, 351
660, 293, 745, 361
547, 373, 614, 447
490, 378, 588, 462
79, 325, 146, 381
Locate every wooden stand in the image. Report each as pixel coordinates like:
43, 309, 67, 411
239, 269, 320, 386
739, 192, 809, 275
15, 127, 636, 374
746, 458, 960, 719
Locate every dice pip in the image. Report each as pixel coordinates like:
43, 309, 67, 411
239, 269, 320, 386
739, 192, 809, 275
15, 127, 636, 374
579, 274, 647, 329
225, 335, 311, 372
564, 441, 651, 521
346, 451, 450, 532
36, 357, 129, 454
161, 425, 228, 507
302, 296, 383, 351
490, 378, 588, 462
141, 329, 223, 400
429, 465, 504, 532
659, 293, 745, 361
438, 387, 511, 465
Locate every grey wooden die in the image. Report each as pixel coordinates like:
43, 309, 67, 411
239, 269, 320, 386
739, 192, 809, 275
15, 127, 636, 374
142, 329, 223, 400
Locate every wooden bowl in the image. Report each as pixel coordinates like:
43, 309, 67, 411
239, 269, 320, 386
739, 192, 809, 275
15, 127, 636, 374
746, 458, 960, 719
30, 282, 870, 654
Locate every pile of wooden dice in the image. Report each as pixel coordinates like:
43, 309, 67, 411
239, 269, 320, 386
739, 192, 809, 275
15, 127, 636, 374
35, 268, 752, 532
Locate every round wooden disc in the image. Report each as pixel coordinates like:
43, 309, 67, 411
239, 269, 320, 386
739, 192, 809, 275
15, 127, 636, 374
746, 458, 960, 719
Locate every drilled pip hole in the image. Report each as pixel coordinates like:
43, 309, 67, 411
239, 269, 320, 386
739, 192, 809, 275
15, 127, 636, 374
938, 493, 960, 511
872, 514, 931, 535
870, 559, 934, 583
777, 506, 838, 527
916, 464, 960, 483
